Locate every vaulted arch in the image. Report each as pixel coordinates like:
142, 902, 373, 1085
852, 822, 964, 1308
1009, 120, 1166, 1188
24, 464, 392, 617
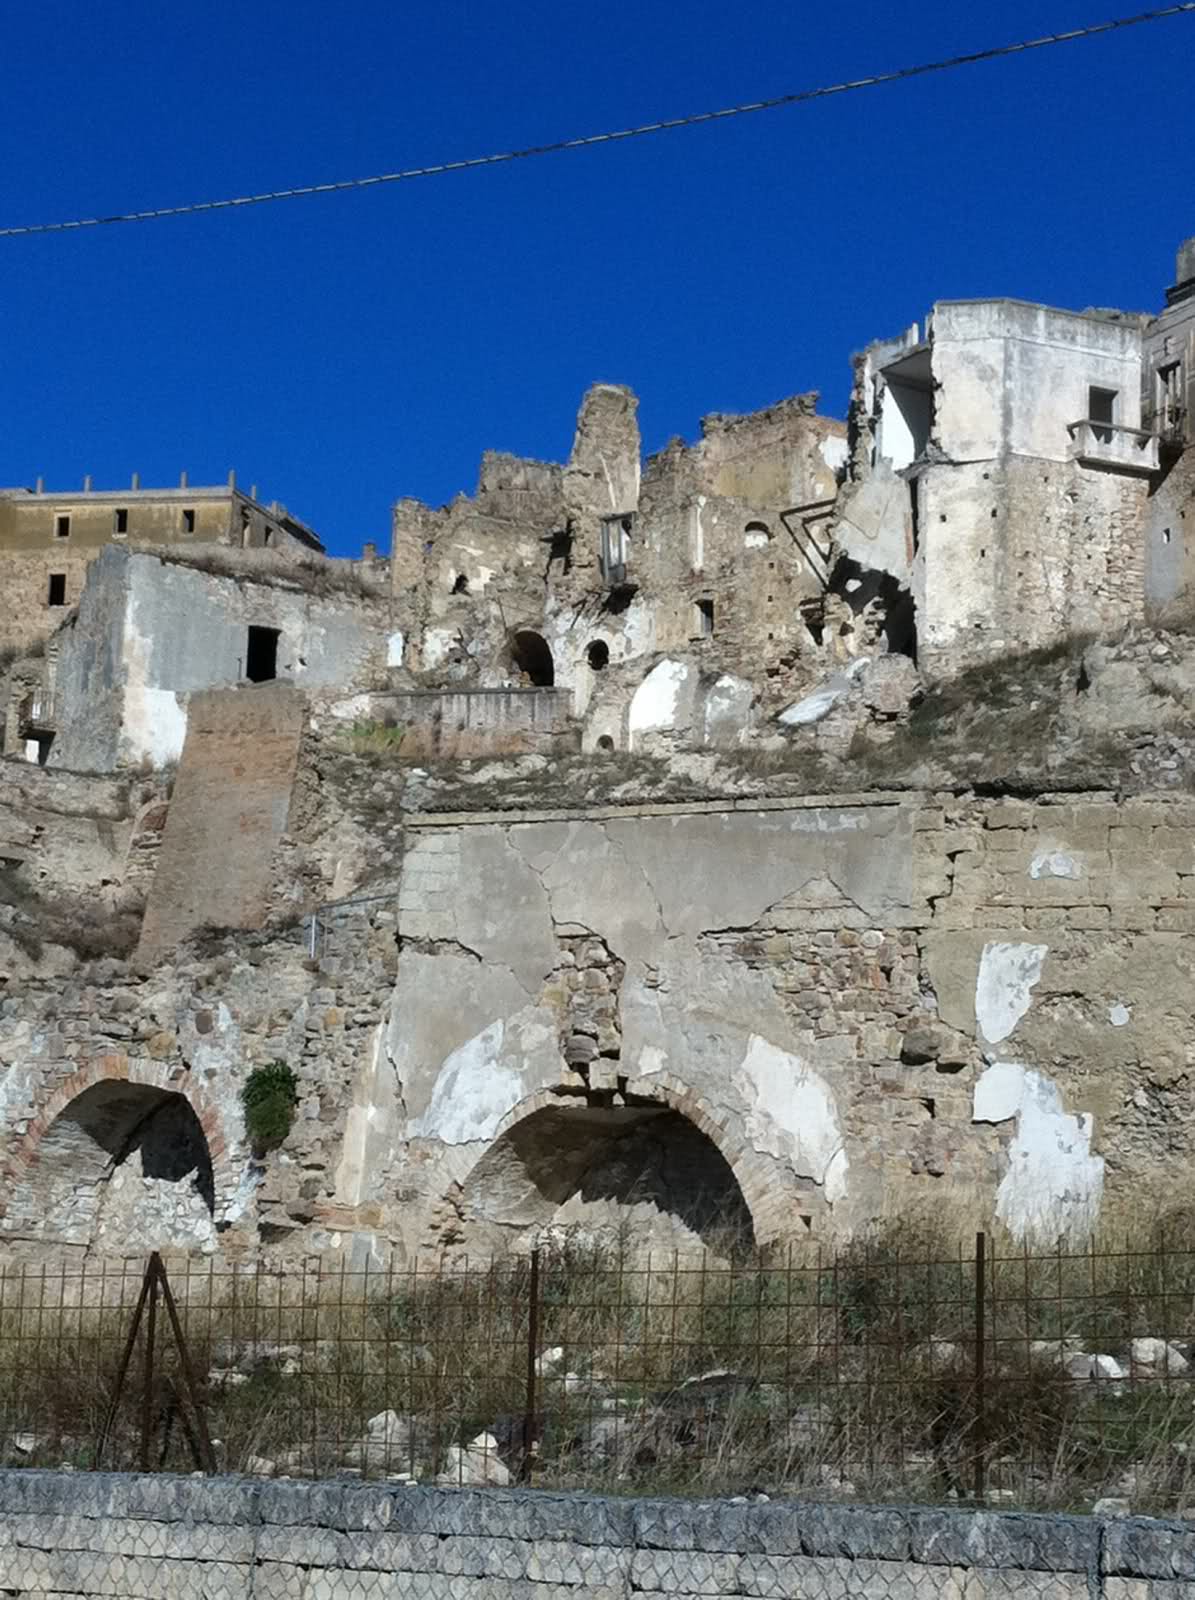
0, 1057, 235, 1254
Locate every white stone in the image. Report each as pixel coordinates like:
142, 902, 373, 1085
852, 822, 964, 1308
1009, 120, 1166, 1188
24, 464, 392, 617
386, 630, 405, 667
1131, 1337, 1188, 1375
975, 941, 1048, 1044
1109, 1003, 1132, 1027
1093, 1497, 1132, 1517
1029, 848, 1082, 880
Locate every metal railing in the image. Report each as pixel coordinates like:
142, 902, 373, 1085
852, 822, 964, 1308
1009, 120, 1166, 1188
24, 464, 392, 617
3, 1234, 1195, 1512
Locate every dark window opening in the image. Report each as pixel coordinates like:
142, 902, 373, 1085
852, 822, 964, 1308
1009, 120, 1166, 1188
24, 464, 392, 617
35, 732, 55, 766
54, 514, 70, 539
694, 598, 715, 638
182, 508, 196, 533
745, 520, 772, 542
451, 573, 470, 594
47, 573, 66, 607
114, 508, 128, 535
544, 526, 574, 575
587, 639, 610, 671
826, 555, 917, 662
511, 630, 554, 687
246, 625, 280, 682
1089, 386, 1118, 443
263, 526, 273, 546
596, 734, 615, 752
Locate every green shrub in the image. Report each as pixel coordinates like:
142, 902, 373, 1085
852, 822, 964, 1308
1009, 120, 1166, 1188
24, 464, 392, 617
242, 1061, 299, 1152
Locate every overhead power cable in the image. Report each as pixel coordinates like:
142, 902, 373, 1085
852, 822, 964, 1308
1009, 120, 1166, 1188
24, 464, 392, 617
3, 4, 1193, 240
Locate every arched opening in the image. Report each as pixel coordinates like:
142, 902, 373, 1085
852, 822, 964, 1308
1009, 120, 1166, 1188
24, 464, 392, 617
510, 630, 555, 687
586, 639, 610, 671
2, 1080, 215, 1254
443, 1103, 754, 1258
596, 734, 615, 752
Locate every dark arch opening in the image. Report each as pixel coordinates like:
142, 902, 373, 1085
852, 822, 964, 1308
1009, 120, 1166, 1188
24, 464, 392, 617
4, 1081, 215, 1251
447, 1104, 754, 1257
511, 630, 555, 687
596, 734, 615, 752
745, 520, 772, 541
451, 573, 469, 594
586, 639, 610, 671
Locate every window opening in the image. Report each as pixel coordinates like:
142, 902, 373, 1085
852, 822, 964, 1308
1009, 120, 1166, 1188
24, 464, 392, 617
599, 514, 632, 585
1089, 386, 1118, 443
54, 514, 70, 539
510, 630, 554, 687
1157, 361, 1183, 438
47, 573, 66, 607
586, 639, 610, 670
263, 526, 273, 546
596, 734, 615, 752
113, 508, 128, 535
451, 573, 469, 594
182, 508, 196, 533
245, 625, 280, 682
694, 598, 715, 638
34, 732, 55, 766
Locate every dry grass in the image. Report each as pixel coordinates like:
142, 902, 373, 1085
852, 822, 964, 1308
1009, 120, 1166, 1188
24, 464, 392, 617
152, 545, 385, 601
0, 867, 141, 963
4, 1209, 1195, 1507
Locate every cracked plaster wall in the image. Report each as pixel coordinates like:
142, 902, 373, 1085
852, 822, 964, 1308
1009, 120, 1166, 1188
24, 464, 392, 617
10, 787, 1195, 1262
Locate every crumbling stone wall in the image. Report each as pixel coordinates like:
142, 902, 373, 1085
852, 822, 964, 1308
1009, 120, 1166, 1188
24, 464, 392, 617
8, 773, 1195, 1265
0, 1469, 1191, 1598
137, 685, 308, 963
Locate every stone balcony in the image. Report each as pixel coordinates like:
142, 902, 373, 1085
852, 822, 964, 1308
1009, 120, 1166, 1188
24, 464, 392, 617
1067, 419, 1160, 476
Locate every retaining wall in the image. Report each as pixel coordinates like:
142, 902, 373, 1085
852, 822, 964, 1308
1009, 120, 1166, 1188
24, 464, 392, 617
1, 1470, 1193, 1598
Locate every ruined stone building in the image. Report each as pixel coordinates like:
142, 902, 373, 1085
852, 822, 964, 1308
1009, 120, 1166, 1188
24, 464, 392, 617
6, 236, 1195, 1271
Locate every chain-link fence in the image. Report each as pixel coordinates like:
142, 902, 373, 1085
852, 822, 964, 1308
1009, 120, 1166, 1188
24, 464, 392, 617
2, 1234, 1195, 1515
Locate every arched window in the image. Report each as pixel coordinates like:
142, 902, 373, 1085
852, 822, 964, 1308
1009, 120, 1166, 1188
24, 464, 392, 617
586, 639, 610, 671
510, 630, 555, 687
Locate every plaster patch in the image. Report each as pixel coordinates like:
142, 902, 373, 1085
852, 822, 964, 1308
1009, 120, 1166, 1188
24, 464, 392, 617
1029, 847, 1082, 880
744, 529, 770, 550
422, 627, 458, 670
975, 941, 1047, 1044
629, 659, 691, 742
973, 1062, 1104, 1243
386, 631, 405, 667
735, 1034, 847, 1202
409, 1021, 524, 1145
820, 435, 849, 472
703, 674, 753, 745
123, 686, 188, 767
1109, 1003, 1131, 1027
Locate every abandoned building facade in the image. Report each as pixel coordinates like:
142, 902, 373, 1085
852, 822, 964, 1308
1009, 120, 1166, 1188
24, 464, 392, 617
4, 237, 1195, 1267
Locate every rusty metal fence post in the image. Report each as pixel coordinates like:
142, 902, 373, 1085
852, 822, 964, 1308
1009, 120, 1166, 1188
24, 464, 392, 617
973, 1230, 987, 1504
520, 1247, 541, 1484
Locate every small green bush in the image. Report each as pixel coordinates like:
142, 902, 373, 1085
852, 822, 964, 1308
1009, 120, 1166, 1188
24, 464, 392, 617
242, 1061, 299, 1152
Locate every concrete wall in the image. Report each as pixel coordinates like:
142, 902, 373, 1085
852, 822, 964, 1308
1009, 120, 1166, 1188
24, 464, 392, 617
51, 548, 387, 772
0, 1469, 1191, 1598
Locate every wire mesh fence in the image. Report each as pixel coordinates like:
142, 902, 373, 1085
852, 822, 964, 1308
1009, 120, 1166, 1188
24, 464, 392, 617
3, 1233, 1195, 1513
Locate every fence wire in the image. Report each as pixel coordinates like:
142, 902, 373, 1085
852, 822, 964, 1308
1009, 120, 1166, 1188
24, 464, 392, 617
2, 1236, 1194, 1515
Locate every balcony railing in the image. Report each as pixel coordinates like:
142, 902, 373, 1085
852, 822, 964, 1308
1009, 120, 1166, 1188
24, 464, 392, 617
1067, 419, 1160, 476
17, 692, 57, 733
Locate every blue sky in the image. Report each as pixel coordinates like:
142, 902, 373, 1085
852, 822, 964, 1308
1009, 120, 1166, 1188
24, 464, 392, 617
1, 2, 1191, 557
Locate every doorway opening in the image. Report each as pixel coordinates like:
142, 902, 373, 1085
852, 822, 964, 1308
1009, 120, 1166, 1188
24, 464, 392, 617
246, 625, 280, 683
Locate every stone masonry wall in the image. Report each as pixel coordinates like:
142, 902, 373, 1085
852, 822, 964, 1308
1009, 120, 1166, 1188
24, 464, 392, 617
8, 783, 1195, 1264
0, 1469, 1191, 1598
137, 685, 307, 963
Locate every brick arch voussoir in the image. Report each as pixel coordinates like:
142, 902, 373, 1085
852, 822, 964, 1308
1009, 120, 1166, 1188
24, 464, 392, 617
478, 1075, 775, 1242
0, 1053, 235, 1221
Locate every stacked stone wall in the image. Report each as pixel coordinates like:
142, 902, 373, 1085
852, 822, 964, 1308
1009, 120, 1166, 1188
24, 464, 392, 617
0, 1469, 1191, 1598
